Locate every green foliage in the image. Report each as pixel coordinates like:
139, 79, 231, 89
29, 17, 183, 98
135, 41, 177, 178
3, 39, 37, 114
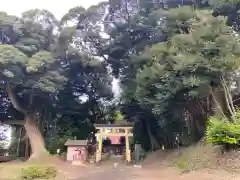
47, 134, 73, 154
211, 0, 240, 7
20, 165, 57, 180
3, 0, 240, 157
206, 116, 240, 146
115, 111, 124, 121
60, 6, 86, 25
131, 8, 240, 147
27, 51, 56, 73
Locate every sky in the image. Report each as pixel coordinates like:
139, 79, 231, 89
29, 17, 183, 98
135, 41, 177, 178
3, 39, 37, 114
0, 0, 104, 19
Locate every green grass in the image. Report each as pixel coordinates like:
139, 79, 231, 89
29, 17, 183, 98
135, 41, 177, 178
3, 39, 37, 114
20, 165, 57, 180
0, 164, 57, 180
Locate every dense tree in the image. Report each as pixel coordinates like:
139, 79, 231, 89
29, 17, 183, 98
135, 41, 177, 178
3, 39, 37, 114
2, 0, 240, 158
211, 0, 240, 31
92, 1, 240, 148
0, 6, 113, 158
0, 10, 67, 158
71, 0, 200, 149
135, 8, 240, 141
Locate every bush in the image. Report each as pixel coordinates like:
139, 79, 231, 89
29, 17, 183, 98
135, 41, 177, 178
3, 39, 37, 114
47, 134, 73, 154
206, 116, 240, 149
20, 165, 57, 180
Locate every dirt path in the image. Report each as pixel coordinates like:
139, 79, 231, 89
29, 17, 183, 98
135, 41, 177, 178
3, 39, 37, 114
73, 168, 240, 180
58, 163, 240, 180
1, 158, 240, 180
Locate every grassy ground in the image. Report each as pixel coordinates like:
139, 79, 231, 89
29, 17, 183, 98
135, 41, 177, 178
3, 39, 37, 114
172, 143, 218, 172
160, 141, 240, 173
0, 163, 57, 180
0, 155, 65, 180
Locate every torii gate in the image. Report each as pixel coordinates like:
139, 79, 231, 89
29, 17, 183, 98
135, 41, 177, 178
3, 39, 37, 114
94, 123, 133, 163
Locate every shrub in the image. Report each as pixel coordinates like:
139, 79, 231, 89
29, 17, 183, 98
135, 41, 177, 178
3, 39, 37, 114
206, 116, 240, 149
20, 165, 57, 180
47, 134, 73, 154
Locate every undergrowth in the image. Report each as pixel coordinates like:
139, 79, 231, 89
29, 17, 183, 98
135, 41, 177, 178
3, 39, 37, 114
206, 116, 240, 149
20, 165, 57, 180
0, 164, 57, 180
173, 142, 216, 172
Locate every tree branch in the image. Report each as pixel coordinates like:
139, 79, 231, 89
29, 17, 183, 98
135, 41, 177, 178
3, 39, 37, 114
0, 120, 24, 125
210, 87, 226, 118
6, 84, 26, 114
222, 83, 235, 122
123, 0, 131, 27
221, 75, 236, 115
220, 75, 236, 122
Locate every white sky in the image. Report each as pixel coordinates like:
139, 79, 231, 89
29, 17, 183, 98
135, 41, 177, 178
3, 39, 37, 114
0, 0, 104, 19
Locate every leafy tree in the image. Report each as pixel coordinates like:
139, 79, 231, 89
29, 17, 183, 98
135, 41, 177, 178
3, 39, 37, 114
0, 10, 66, 159
71, 1, 199, 149
211, 0, 240, 31
51, 51, 113, 151
99, 2, 199, 148
45, 5, 114, 153
134, 8, 240, 144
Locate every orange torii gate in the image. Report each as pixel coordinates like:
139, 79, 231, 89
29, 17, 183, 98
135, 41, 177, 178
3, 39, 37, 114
94, 124, 133, 163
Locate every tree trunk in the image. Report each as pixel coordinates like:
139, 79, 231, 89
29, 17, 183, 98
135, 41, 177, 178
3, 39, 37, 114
17, 127, 23, 157
145, 120, 160, 150
25, 136, 29, 158
24, 113, 47, 159
211, 88, 226, 117
7, 85, 47, 159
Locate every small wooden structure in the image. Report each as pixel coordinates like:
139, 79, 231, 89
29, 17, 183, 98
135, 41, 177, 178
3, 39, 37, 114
64, 140, 88, 163
94, 124, 133, 163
